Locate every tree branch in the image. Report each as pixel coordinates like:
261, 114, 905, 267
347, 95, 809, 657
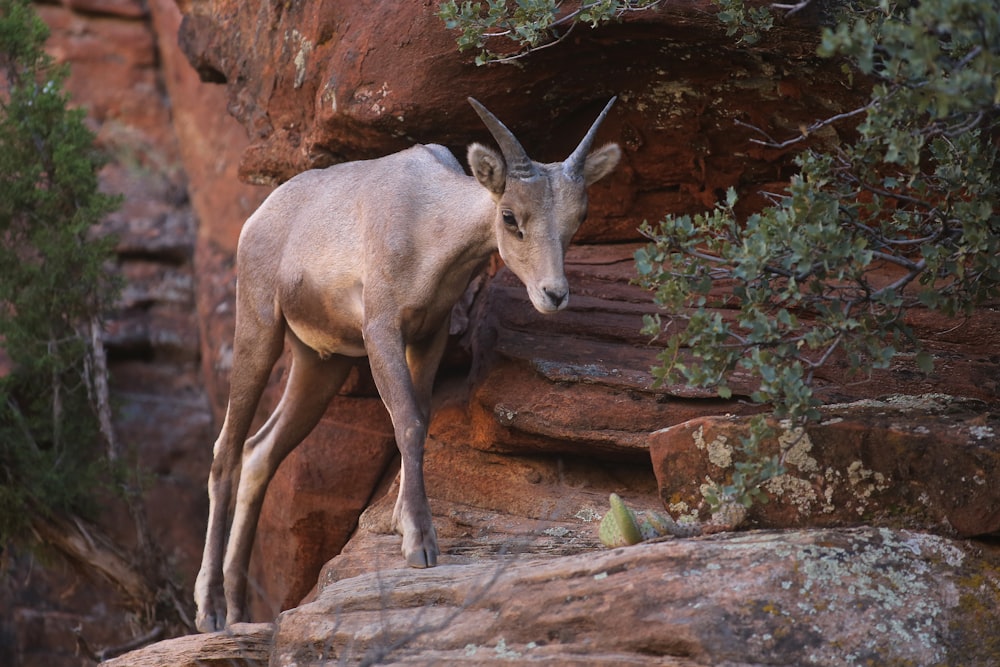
30, 512, 155, 605
735, 102, 874, 149
770, 0, 816, 16
83, 315, 120, 461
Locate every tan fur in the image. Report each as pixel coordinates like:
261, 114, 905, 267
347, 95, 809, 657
194, 99, 620, 632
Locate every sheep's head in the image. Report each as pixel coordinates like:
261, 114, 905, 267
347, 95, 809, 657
468, 98, 620, 313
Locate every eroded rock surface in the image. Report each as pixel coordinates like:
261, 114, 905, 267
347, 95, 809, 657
176, 0, 868, 234
651, 395, 1000, 537
116, 527, 1000, 667
274, 527, 1000, 667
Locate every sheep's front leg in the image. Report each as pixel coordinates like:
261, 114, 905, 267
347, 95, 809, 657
364, 319, 440, 568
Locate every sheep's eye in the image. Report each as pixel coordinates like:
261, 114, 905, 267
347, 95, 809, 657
501, 210, 523, 239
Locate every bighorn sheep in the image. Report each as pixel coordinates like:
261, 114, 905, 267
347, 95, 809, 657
194, 97, 620, 632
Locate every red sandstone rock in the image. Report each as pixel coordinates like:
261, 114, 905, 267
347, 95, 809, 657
175, 1, 869, 241
465, 245, 759, 462
65, 0, 149, 19
313, 396, 661, 588
278, 527, 1000, 666
248, 395, 397, 620
147, 0, 273, 424
464, 245, 1000, 463
650, 395, 1000, 537
38, 3, 164, 139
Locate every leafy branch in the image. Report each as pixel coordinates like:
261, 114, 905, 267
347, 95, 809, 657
436, 0, 830, 63
437, 0, 664, 65
628, 0, 1000, 512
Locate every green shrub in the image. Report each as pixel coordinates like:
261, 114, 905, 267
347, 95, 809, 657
637, 0, 999, 422
635, 0, 999, 508
0, 0, 121, 542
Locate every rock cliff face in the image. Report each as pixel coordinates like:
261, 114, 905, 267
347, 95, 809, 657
177, 0, 865, 235
7, 1, 1000, 666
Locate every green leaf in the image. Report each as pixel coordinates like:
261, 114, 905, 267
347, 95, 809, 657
915, 350, 935, 374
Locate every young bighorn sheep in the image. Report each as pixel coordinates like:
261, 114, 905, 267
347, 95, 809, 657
194, 97, 620, 632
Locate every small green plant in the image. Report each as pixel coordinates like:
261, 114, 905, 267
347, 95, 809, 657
0, 0, 121, 542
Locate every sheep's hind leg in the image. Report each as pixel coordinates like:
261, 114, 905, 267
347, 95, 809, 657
222, 337, 353, 626
195, 309, 284, 633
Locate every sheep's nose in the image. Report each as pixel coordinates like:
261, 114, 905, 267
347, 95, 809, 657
544, 288, 568, 309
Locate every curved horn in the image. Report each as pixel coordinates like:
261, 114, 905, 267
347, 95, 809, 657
564, 96, 617, 179
468, 97, 537, 179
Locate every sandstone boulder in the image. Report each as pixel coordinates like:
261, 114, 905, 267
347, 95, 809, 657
102, 622, 272, 667
279, 526, 1000, 666
105, 527, 1000, 666
650, 395, 1000, 537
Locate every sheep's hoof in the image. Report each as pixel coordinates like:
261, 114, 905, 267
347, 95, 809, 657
405, 547, 438, 568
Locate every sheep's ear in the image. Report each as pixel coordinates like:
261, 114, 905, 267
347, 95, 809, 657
468, 143, 507, 195
583, 143, 621, 186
